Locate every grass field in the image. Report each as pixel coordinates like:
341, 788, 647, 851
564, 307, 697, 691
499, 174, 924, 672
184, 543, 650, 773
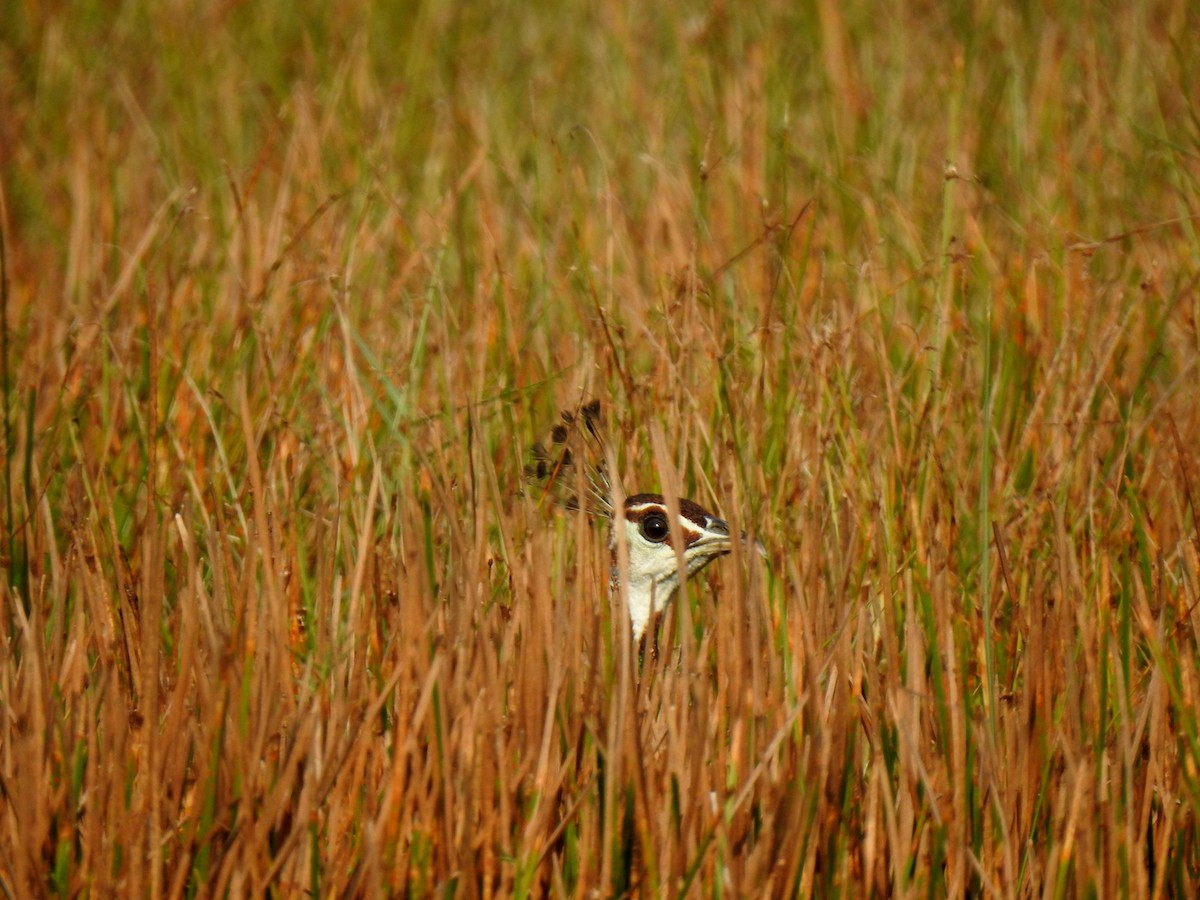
3, 0, 1200, 895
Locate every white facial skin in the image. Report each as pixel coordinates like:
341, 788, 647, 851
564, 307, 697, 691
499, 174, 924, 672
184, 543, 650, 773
614, 501, 733, 640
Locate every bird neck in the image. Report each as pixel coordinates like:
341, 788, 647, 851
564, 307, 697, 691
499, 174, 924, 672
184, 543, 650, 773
609, 547, 679, 640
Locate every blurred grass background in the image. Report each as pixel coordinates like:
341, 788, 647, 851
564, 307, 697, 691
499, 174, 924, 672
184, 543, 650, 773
3, 0, 1200, 895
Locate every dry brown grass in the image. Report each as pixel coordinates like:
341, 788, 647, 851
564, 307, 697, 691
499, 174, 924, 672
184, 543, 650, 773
3, 0, 1200, 896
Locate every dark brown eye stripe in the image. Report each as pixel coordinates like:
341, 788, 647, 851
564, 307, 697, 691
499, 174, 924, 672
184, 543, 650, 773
624, 494, 724, 548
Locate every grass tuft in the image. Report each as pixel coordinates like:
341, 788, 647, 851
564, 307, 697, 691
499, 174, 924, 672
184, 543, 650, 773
3, 0, 1200, 894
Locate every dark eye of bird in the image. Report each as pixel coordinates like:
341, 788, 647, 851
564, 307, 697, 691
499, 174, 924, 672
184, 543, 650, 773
640, 513, 670, 543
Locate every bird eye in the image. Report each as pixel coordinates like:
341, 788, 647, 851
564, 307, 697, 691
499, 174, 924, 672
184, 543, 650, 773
640, 513, 670, 543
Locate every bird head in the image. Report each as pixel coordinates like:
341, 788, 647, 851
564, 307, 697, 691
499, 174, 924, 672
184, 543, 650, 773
615, 493, 735, 640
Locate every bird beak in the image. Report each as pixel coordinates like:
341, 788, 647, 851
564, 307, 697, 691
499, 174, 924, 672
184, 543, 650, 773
685, 516, 732, 557
731, 522, 769, 560
697, 517, 767, 560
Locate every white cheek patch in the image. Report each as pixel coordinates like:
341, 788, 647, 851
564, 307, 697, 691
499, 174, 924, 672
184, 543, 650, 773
617, 518, 682, 639
612, 504, 733, 640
